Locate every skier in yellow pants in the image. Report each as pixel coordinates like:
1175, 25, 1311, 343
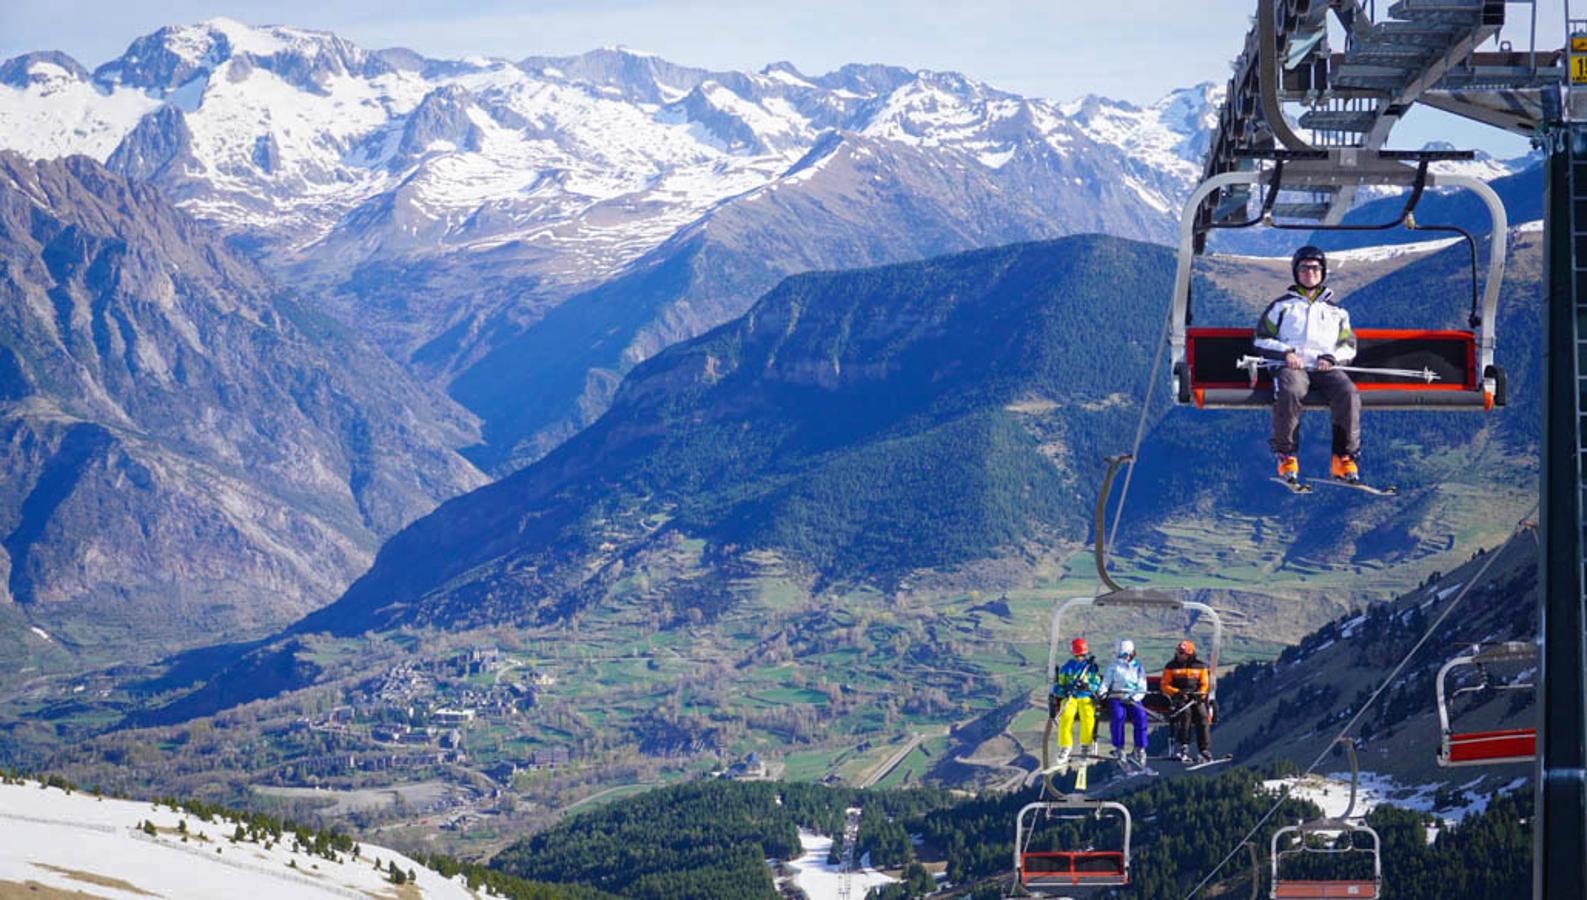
1048, 637, 1102, 765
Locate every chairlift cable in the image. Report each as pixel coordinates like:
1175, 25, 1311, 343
1106, 289, 1175, 556
1179, 504, 1536, 900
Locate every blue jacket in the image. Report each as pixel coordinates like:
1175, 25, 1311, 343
1052, 656, 1102, 699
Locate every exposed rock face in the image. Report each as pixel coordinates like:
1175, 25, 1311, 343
0, 52, 92, 88
0, 152, 484, 654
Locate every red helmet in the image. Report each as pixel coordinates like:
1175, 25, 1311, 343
1070, 637, 1089, 656
1177, 639, 1196, 656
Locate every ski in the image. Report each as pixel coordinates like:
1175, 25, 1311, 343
1117, 759, 1157, 780
1271, 476, 1313, 494
1308, 477, 1398, 496
1182, 755, 1234, 771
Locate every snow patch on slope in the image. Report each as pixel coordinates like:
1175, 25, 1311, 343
0, 778, 471, 898
1263, 771, 1528, 846
0, 75, 162, 160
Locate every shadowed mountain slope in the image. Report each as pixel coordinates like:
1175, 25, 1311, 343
300, 234, 1174, 634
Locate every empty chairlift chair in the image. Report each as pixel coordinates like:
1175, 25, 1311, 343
1436, 641, 1538, 767
1013, 799, 1131, 895
1269, 825, 1382, 899
1269, 739, 1382, 899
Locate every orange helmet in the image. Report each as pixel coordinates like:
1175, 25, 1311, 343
1177, 639, 1196, 656
1070, 637, 1089, 656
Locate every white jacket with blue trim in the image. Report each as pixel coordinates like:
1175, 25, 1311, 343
1100, 657, 1148, 702
1253, 286, 1357, 368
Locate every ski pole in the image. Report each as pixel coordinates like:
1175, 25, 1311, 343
1235, 355, 1440, 385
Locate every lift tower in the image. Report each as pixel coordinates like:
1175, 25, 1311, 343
1538, 40, 1587, 895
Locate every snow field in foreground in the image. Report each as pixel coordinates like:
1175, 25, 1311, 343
0, 778, 473, 898
776, 828, 898, 900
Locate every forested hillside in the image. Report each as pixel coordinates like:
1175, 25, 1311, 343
484, 770, 1530, 899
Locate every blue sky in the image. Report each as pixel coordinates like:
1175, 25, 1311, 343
0, 0, 1538, 156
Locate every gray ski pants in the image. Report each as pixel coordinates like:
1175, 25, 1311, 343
1270, 367, 1360, 457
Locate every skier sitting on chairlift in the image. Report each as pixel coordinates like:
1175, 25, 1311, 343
1100, 639, 1150, 769
1254, 245, 1363, 486
1050, 637, 1102, 765
1161, 640, 1214, 764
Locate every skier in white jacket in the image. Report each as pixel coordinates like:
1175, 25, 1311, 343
1253, 245, 1362, 485
1099, 639, 1150, 768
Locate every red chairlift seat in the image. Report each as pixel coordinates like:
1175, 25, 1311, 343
1443, 728, 1537, 765
1021, 850, 1128, 888
1179, 327, 1501, 411
1271, 880, 1380, 898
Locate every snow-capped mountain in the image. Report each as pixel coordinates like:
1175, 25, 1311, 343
0, 20, 1537, 472
0, 20, 1212, 283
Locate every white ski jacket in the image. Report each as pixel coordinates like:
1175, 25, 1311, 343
1100, 657, 1148, 702
1253, 286, 1357, 368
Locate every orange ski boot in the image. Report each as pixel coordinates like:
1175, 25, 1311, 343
1276, 454, 1300, 483
1331, 454, 1360, 484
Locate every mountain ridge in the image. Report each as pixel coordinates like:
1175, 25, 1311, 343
0, 150, 485, 664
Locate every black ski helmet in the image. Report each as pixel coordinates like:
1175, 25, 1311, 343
1291, 245, 1327, 284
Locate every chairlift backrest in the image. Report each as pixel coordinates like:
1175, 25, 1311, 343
1436, 642, 1538, 767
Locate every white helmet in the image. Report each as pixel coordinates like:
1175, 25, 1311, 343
1117, 639, 1135, 657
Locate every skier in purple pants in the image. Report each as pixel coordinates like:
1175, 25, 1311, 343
1099, 639, 1150, 768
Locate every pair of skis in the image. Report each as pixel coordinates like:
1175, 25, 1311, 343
1049, 750, 1231, 790
1272, 475, 1398, 496
1236, 354, 1407, 497
1125, 753, 1231, 777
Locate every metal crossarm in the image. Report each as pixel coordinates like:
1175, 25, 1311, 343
1199, 0, 1507, 235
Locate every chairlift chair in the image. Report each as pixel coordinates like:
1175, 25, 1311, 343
1269, 739, 1383, 899
1013, 799, 1131, 895
1436, 641, 1538, 766
1040, 456, 1225, 774
1170, 151, 1509, 412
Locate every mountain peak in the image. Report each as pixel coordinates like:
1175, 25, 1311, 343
596, 44, 660, 58
0, 51, 90, 89
92, 19, 386, 91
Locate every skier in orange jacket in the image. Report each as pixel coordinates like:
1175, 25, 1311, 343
1161, 640, 1213, 763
